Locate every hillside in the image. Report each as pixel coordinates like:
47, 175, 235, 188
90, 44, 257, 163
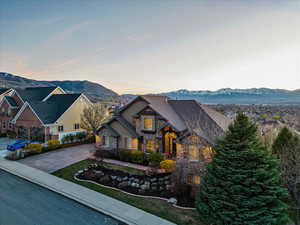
158, 88, 300, 105
0, 72, 119, 100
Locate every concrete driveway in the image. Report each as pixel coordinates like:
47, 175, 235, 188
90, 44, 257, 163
18, 144, 95, 173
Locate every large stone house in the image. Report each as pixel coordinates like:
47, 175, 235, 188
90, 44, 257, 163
97, 95, 232, 186
0, 86, 91, 142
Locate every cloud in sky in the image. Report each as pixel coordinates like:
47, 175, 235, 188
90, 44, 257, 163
0, 0, 299, 94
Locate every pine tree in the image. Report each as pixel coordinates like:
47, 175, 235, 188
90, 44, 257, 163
196, 113, 290, 225
272, 127, 300, 225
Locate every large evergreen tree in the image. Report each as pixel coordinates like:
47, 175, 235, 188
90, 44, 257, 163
196, 113, 290, 225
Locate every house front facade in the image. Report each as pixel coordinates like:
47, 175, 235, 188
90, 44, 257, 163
97, 95, 232, 186
0, 86, 91, 142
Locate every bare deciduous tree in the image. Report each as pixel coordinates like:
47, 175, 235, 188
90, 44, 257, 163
80, 103, 110, 135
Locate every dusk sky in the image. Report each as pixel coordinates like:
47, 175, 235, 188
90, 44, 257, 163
1, 0, 299, 94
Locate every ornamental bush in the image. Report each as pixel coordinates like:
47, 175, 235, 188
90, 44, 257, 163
47, 139, 61, 150
119, 149, 132, 162
130, 151, 145, 164
196, 113, 290, 225
147, 153, 164, 167
25, 143, 43, 154
160, 160, 176, 172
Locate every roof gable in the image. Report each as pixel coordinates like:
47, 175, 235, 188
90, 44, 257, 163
29, 94, 82, 124
16, 86, 58, 102
140, 95, 187, 131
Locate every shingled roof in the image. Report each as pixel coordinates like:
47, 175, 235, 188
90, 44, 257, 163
0, 88, 10, 95
16, 86, 57, 102
4, 96, 18, 107
168, 100, 232, 144
141, 95, 187, 131
29, 94, 81, 124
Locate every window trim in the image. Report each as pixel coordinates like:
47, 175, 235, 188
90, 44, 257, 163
74, 123, 80, 130
58, 125, 64, 132
102, 135, 110, 147
142, 116, 155, 131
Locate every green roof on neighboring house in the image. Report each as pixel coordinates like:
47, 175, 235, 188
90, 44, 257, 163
0, 88, 10, 95
16, 86, 57, 102
29, 94, 81, 124
4, 96, 18, 107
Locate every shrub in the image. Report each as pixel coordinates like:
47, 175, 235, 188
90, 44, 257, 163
76, 132, 86, 141
272, 114, 281, 120
130, 151, 145, 164
25, 143, 43, 154
86, 134, 96, 143
160, 160, 176, 172
0, 133, 7, 138
119, 149, 132, 162
94, 149, 119, 159
47, 139, 61, 150
147, 153, 164, 167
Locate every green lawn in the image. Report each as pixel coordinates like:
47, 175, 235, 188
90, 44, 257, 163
52, 160, 203, 225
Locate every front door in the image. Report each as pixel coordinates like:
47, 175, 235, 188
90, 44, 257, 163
163, 126, 177, 158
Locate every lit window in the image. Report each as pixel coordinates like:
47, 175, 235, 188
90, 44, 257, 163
190, 136, 199, 143
131, 138, 138, 150
188, 145, 199, 161
146, 140, 154, 152
187, 174, 201, 185
143, 117, 153, 130
193, 176, 201, 185
58, 126, 64, 132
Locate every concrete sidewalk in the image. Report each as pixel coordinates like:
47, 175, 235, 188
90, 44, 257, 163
0, 158, 175, 225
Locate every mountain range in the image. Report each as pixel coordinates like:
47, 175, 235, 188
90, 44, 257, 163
1, 72, 299, 105
0, 72, 118, 100
157, 88, 300, 105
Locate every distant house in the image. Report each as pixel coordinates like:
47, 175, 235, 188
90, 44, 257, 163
0, 86, 91, 142
97, 95, 232, 186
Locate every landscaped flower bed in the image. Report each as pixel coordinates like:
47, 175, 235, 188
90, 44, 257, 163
75, 163, 195, 208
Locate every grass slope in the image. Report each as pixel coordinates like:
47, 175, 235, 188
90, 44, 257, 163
52, 160, 202, 225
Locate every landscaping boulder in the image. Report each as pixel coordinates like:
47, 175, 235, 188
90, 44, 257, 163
95, 170, 104, 178
99, 175, 110, 183
118, 181, 128, 189
167, 198, 177, 204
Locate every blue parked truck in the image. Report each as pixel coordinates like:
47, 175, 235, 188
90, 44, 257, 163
7, 140, 41, 151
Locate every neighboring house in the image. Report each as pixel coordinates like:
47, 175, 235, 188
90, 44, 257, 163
0, 86, 91, 142
97, 95, 232, 187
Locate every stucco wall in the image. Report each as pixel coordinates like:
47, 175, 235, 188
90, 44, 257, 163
44, 88, 65, 100
56, 95, 89, 133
